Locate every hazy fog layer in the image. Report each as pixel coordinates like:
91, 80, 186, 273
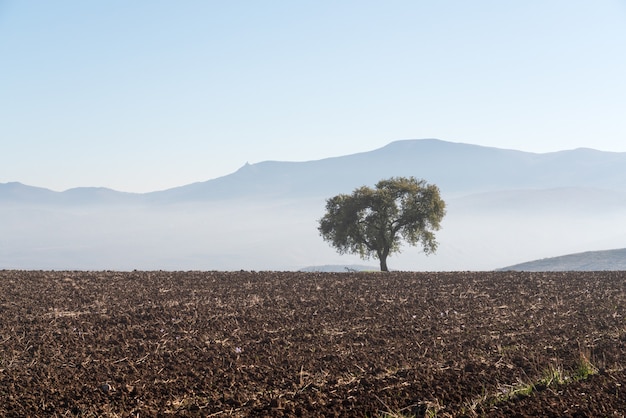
2, 188, 625, 271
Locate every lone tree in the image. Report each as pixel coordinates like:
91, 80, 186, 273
318, 177, 446, 271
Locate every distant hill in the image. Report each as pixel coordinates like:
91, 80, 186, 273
499, 248, 626, 271
299, 264, 378, 273
0, 182, 139, 205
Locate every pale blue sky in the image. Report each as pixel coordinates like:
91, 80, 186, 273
2, 1, 625, 193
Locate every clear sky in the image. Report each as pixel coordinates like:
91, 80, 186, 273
2, 1, 625, 193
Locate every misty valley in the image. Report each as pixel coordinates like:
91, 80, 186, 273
2, 139, 626, 271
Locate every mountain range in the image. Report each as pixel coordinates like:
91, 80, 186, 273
4, 138, 626, 203
2, 138, 626, 271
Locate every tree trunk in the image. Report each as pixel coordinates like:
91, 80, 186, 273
378, 248, 390, 272
379, 256, 389, 272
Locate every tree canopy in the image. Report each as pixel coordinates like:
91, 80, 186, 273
318, 177, 446, 271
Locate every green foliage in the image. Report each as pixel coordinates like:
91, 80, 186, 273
574, 353, 597, 380
538, 365, 566, 387
318, 177, 446, 271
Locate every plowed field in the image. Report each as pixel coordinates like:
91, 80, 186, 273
1, 270, 625, 417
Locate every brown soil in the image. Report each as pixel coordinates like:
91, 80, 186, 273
1, 270, 625, 417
